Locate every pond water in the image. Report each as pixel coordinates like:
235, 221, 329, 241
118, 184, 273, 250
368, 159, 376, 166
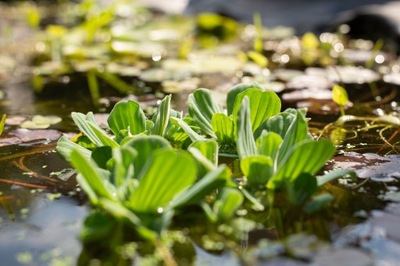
1, 1, 400, 265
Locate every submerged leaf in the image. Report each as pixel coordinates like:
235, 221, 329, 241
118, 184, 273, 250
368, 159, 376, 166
303, 193, 335, 213
214, 187, 243, 221
286, 173, 317, 205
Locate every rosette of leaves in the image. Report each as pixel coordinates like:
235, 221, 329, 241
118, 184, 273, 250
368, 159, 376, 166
181, 83, 352, 211
56, 95, 244, 241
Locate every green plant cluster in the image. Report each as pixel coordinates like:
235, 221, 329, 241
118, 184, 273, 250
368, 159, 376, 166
57, 83, 351, 242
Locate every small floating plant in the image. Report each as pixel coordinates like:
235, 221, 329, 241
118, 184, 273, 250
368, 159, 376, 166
57, 83, 353, 264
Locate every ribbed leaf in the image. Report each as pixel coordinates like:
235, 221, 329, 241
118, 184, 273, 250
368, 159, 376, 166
170, 165, 229, 209
276, 110, 312, 163
128, 149, 197, 213
56, 136, 91, 160
240, 155, 273, 186
71, 112, 104, 147
189, 140, 218, 166
107, 100, 147, 138
268, 139, 335, 189
170, 117, 205, 142
232, 88, 281, 132
110, 146, 136, 189
256, 131, 282, 161
226, 82, 262, 115
188, 88, 223, 137
188, 146, 216, 175
124, 135, 171, 179
151, 95, 171, 136
254, 108, 297, 140
236, 97, 257, 159
88, 121, 119, 148
211, 113, 235, 144
70, 149, 116, 204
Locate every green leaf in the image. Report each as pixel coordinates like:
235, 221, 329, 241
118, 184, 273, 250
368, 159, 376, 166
226, 82, 263, 115
236, 97, 257, 159
317, 169, 356, 187
254, 109, 297, 139
70, 149, 116, 204
240, 155, 273, 186
276, 110, 311, 163
107, 100, 147, 139
151, 95, 171, 136
188, 145, 217, 177
303, 193, 334, 213
124, 135, 171, 178
268, 139, 335, 189
256, 131, 282, 160
170, 165, 229, 209
88, 121, 119, 148
71, 112, 104, 147
80, 211, 117, 244
56, 136, 91, 160
286, 173, 317, 205
189, 140, 218, 166
232, 88, 281, 132
91, 146, 112, 169
110, 146, 137, 189
188, 88, 223, 137
332, 84, 349, 106
128, 149, 197, 213
214, 188, 243, 221
170, 116, 205, 142
211, 113, 235, 144
99, 199, 158, 240
241, 188, 265, 211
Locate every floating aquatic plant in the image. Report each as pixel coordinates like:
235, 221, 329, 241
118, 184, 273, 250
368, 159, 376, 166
57, 83, 351, 244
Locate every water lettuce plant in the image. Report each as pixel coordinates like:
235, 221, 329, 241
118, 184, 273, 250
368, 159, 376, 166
57, 83, 351, 259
